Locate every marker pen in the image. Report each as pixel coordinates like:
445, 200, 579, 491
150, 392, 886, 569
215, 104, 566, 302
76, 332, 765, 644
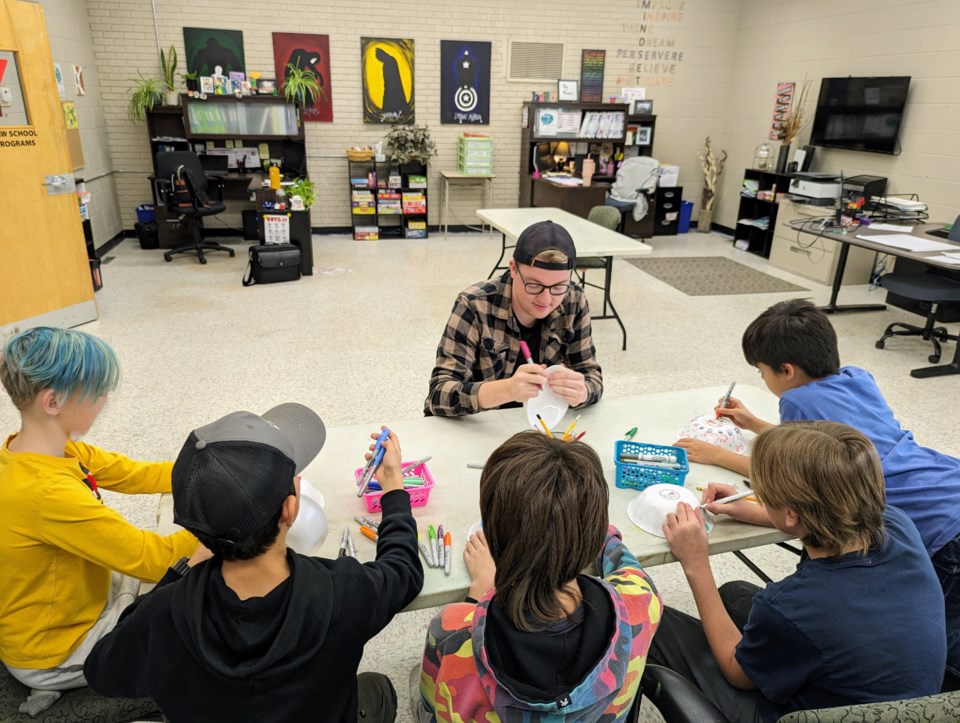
519, 340, 535, 365
562, 414, 581, 441
354, 515, 380, 531
624, 426, 638, 441
357, 427, 391, 497
536, 413, 554, 438
717, 382, 736, 419
337, 526, 349, 558
418, 534, 433, 567
359, 525, 378, 542
436, 525, 445, 569
443, 532, 452, 577
400, 456, 432, 475
428, 525, 439, 568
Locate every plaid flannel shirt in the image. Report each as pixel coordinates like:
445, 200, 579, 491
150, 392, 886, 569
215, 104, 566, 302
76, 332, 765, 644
424, 273, 603, 417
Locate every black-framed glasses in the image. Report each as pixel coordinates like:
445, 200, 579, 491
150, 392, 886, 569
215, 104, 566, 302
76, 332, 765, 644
515, 266, 570, 297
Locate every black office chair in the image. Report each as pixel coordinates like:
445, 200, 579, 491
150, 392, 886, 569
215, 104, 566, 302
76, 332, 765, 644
876, 271, 960, 366
155, 151, 235, 265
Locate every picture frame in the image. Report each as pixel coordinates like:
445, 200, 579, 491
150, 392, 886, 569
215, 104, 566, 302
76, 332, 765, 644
636, 126, 652, 146
258, 78, 276, 94
558, 79, 579, 102
632, 99, 654, 115
199, 76, 214, 94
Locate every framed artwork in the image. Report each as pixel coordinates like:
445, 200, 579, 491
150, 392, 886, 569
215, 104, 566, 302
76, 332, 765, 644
273, 32, 333, 122
258, 78, 276, 94
558, 79, 579, 102
636, 127, 652, 146
579, 49, 605, 103
440, 40, 491, 124
199, 76, 214, 93
632, 99, 654, 115
184, 27, 245, 76
361, 37, 415, 124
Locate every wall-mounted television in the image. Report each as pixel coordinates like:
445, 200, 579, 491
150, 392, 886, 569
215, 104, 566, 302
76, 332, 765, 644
809, 76, 911, 155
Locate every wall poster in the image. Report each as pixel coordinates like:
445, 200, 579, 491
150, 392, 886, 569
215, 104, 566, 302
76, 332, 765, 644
273, 33, 333, 122
184, 27, 245, 76
440, 40, 491, 124
580, 49, 605, 103
361, 37, 414, 124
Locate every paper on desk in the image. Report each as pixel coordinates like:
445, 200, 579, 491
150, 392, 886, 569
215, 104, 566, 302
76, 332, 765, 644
928, 255, 960, 266
855, 234, 958, 253
868, 223, 913, 232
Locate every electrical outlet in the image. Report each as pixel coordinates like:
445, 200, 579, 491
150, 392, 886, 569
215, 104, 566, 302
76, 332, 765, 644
0, 87, 13, 106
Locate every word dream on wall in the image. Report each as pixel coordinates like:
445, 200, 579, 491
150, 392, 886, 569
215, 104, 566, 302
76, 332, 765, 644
615, 0, 687, 88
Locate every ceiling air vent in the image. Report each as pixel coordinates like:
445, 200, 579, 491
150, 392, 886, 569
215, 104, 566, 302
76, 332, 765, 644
507, 41, 564, 82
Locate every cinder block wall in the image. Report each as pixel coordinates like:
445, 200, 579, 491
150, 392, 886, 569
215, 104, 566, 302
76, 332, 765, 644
715, 0, 960, 228
83, 0, 740, 231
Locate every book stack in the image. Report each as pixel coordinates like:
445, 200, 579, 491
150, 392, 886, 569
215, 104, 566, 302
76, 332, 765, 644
405, 219, 427, 238
377, 191, 402, 215
402, 191, 426, 214
354, 226, 379, 240
351, 189, 375, 215
407, 175, 427, 189
388, 172, 402, 188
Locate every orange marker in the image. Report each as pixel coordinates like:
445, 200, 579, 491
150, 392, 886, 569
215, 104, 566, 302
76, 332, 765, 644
443, 531, 452, 576
359, 525, 378, 542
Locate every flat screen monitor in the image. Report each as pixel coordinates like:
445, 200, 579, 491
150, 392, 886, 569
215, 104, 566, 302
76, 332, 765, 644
809, 76, 910, 155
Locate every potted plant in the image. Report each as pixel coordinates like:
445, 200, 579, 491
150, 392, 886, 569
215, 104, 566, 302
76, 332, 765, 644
183, 70, 199, 93
287, 178, 316, 210
282, 64, 323, 106
160, 45, 179, 106
127, 72, 162, 122
696, 136, 728, 233
383, 125, 437, 166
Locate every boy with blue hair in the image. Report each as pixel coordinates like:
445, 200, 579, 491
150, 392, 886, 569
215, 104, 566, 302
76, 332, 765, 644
678, 299, 960, 687
0, 327, 200, 715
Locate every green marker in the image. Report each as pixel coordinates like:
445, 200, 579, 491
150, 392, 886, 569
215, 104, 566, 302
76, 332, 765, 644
428, 525, 439, 568
624, 427, 638, 441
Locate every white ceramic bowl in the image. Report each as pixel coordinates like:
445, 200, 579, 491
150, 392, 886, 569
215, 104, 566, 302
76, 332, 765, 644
627, 484, 713, 538
524, 365, 569, 431
287, 481, 328, 554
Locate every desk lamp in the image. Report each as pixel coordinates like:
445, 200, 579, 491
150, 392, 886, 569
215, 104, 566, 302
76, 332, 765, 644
553, 141, 571, 170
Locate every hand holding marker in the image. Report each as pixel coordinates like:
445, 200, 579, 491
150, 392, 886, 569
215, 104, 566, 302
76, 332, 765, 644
717, 382, 736, 419
520, 340, 542, 391
357, 427, 391, 497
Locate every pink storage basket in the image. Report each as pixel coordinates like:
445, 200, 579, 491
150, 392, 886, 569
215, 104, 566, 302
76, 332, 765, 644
353, 461, 436, 513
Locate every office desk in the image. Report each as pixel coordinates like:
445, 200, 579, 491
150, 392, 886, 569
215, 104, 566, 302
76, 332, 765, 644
796, 219, 960, 376
532, 177, 611, 219
439, 170, 495, 236
155, 386, 787, 610
476, 207, 652, 350
151, 173, 264, 248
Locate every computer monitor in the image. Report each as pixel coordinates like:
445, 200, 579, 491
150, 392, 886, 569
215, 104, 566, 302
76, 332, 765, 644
199, 154, 229, 176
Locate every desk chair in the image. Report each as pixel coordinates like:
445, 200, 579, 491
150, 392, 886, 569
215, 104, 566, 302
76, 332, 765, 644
155, 151, 236, 265
639, 664, 960, 723
876, 271, 960, 373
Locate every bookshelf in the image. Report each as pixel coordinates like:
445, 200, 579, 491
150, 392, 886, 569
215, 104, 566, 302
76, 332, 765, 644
519, 101, 629, 208
625, 113, 657, 158
734, 168, 791, 258
349, 160, 428, 240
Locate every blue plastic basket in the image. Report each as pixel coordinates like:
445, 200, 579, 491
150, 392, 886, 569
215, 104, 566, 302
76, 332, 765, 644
614, 441, 689, 491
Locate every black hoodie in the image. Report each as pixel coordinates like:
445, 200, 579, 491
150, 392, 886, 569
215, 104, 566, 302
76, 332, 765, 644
84, 491, 422, 722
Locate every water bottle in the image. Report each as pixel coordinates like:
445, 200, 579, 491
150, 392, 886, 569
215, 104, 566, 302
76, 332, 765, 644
275, 187, 287, 210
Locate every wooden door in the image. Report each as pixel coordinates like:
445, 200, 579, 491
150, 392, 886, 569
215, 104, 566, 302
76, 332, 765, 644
0, 0, 96, 331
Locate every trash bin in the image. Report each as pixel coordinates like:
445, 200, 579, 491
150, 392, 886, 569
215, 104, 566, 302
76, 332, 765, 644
135, 204, 156, 224
135, 221, 159, 249
89, 258, 102, 291
678, 200, 694, 233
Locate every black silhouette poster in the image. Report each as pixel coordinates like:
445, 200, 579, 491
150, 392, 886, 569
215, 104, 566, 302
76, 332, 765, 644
184, 28, 245, 76
361, 38, 414, 124
273, 33, 333, 122
440, 40, 490, 125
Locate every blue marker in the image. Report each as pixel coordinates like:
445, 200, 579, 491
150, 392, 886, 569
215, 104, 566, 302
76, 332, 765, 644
357, 428, 391, 497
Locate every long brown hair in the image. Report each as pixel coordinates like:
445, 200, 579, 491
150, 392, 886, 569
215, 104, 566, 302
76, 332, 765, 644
751, 421, 885, 556
479, 431, 608, 632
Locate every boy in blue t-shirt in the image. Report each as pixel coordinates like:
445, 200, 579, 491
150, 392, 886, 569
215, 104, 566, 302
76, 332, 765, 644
676, 299, 960, 685
652, 421, 945, 722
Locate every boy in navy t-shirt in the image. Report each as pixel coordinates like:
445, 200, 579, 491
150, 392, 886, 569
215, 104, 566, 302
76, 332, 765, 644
676, 299, 960, 684
652, 421, 945, 722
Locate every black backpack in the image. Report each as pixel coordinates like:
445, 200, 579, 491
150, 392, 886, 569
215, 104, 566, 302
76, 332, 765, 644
170, 164, 210, 208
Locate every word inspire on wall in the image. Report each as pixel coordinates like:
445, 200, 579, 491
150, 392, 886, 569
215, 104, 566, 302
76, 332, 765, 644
617, 0, 686, 88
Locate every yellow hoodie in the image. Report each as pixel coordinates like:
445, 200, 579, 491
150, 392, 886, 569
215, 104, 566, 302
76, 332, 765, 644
0, 435, 197, 668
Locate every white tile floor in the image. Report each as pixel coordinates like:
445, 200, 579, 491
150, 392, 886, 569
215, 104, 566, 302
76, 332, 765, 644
3, 229, 958, 721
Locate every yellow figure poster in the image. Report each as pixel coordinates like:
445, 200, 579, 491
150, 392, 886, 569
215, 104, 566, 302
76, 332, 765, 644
361, 37, 414, 124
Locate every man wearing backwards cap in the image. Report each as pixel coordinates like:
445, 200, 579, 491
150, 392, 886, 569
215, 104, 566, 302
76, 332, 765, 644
84, 404, 423, 723
425, 220, 603, 417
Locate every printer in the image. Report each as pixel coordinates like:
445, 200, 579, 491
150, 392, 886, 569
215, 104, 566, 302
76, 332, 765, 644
789, 173, 841, 206
841, 174, 887, 204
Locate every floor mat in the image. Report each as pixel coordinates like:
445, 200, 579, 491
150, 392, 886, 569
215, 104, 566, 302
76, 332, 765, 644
626, 256, 808, 296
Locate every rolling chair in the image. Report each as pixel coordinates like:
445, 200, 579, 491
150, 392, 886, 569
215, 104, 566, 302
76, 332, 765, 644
876, 271, 960, 377
154, 151, 235, 265
639, 664, 960, 723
